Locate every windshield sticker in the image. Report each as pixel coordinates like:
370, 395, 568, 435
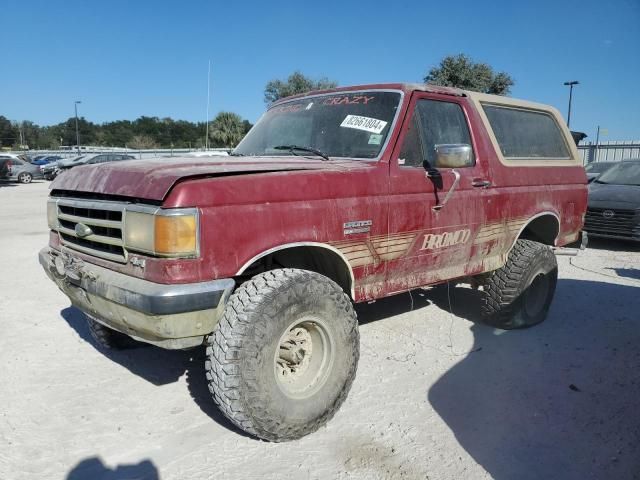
368, 133, 383, 145
270, 95, 377, 114
322, 95, 375, 106
270, 103, 305, 114
340, 115, 388, 134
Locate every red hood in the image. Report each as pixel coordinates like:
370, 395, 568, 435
50, 156, 365, 201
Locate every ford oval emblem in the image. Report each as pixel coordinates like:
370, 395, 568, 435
75, 223, 93, 238
602, 210, 615, 219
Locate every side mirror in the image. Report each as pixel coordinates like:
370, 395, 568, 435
433, 144, 473, 168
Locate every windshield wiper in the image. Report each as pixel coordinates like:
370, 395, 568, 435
274, 145, 331, 161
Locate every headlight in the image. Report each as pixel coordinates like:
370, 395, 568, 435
47, 199, 58, 230
124, 208, 199, 257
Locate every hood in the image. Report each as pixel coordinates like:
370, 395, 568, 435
588, 182, 640, 210
50, 156, 366, 201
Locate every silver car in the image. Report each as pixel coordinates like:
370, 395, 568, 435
42, 155, 85, 180
0, 156, 44, 184
55, 153, 136, 177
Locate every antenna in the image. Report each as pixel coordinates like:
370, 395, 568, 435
205, 60, 211, 150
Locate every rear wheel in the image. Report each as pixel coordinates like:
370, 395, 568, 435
18, 172, 32, 184
206, 268, 359, 441
480, 239, 558, 329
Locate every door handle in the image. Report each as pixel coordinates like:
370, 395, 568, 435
472, 179, 491, 188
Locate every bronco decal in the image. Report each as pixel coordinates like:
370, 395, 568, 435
420, 229, 471, 250
330, 216, 536, 268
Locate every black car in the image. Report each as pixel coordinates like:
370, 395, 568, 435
584, 161, 616, 183
584, 159, 640, 241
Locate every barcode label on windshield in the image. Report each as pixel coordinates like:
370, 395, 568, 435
340, 115, 388, 134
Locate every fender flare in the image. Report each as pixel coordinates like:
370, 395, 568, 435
235, 242, 356, 299
505, 211, 561, 257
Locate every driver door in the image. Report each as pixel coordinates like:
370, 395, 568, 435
385, 93, 490, 292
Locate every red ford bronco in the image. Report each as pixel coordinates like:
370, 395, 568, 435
40, 83, 587, 441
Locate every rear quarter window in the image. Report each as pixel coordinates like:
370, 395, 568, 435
482, 104, 570, 159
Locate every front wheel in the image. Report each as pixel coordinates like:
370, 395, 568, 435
86, 317, 140, 350
480, 239, 558, 329
206, 269, 359, 441
18, 172, 32, 184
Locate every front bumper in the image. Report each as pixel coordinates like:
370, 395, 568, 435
586, 232, 640, 242
40, 247, 235, 349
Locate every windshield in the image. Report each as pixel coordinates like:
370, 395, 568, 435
595, 162, 640, 185
585, 162, 614, 173
234, 91, 402, 159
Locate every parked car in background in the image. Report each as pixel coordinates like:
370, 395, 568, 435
32, 155, 64, 166
0, 157, 9, 179
56, 153, 136, 175
584, 159, 640, 241
182, 151, 229, 157
584, 161, 616, 183
0, 156, 44, 183
42, 156, 85, 180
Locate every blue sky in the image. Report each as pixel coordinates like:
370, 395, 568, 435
3, 0, 639, 141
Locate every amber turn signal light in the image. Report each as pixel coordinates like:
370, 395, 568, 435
154, 214, 197, 256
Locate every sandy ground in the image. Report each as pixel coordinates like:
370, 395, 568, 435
1, 180, 639, 480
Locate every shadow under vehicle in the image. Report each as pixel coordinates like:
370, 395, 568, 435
428, 278, 640, 480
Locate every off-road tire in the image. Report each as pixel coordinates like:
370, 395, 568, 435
206, 268, 359, 442
480, 239, 558, 329
86, 317, 140, 350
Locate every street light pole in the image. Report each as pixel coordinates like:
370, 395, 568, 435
563, 81, 579, 127
74, 100, 82, 154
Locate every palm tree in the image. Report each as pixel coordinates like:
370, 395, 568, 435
210, 112, 245, 148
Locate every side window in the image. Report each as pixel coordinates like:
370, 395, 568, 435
398, 112, 424, 167
415, 99, 475, 166
482, 104, 570, 159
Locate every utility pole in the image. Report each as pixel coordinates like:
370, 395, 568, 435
205, 60, 211, 150
74, 101, 82, 154
563, 81, 579, 127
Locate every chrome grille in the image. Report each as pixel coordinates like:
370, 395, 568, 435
584, 207, 638, 238
55, 198, 127, 262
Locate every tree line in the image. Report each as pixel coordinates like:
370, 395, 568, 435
1, 55, 513, 150
0, 112, 252, 150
